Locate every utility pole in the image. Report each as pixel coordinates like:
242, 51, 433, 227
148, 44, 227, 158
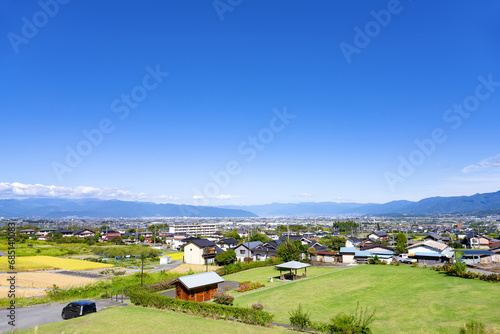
140, 251, 144, 287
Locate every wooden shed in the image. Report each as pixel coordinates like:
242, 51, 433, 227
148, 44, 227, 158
170, 271, 224, 302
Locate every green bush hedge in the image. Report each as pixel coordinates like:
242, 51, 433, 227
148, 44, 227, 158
127, 287, 274, 326
433, 264, 500, 283
216, 258, 282, 276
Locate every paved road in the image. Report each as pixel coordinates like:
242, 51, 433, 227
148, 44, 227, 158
148, 259, 183, 273
0, 299, 127, 332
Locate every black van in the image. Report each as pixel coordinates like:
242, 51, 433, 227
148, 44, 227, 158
61, 300, 97, 319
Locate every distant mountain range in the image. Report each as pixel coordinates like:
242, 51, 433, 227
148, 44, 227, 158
0, 198, 257, 218
1, 190, 500, 218
221, 190, 500, 217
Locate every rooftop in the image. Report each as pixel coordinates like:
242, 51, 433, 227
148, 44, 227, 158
177, 271, 224, 290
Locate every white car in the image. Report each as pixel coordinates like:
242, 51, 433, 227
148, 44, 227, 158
396, 254, 417, 264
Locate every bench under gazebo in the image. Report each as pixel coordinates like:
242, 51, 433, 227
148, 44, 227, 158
275, 260, 311, 281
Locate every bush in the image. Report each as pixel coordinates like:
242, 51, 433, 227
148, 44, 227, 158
412, 262, 418, 268
216, 258, 282, 276
252, 303, 264, 310
213, 292, 234, 306
308, 302, 375, 334
327, 303, 375, 334
447, 261, 468, 277
459, 320, 487, 334
237, 282, 265, 293
239, 281, 251, 286
289, 304, 312, 331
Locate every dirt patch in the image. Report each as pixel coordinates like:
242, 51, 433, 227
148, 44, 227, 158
474, 263, 500, 273
168, 263, 221, 274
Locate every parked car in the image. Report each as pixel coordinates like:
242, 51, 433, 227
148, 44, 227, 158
459, 254, 481, 264
396, 254, 417, 264
61, 300, 97, 320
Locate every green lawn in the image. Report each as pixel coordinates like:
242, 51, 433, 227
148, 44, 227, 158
18, 305, 289, 334
233, 265, 500, 333
223, 265, 341, 289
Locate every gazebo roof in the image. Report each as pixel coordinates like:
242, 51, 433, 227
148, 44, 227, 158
275, 260, 311, 270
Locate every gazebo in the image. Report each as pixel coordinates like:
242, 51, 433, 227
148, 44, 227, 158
275, 260, 311, 281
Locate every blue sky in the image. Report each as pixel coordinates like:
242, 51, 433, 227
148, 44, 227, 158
1, 0, 500, 206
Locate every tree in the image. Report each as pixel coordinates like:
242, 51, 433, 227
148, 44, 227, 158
326, 236, 346, 251
139, 235, 145, 243
214, 249, 236, 265
394, 233, 407, 254
250, 233, 269, 243
225, 230, 241, 241
111, 236, 124, 245
277, 240, 301, 262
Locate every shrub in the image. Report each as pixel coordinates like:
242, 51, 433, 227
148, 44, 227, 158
289, 304, 312, 331
447, 261, 467, 277
459, 320, 487, 334
412, 262, 418, 268
328, 303, 375, 334
216, 258, 282, 276
213, 291, 234, 306
239, 281, 251, 286
252, 303, 264, 311
238, 282, 265, 293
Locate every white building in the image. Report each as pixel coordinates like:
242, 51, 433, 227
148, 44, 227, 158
169, 224, 216, 236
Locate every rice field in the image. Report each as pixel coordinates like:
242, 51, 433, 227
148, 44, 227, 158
0, 256, 114, 271
0, 272, 98, 298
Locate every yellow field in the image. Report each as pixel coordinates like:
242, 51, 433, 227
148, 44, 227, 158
0, 256, 114, 271
0, 272, 98, 298
0, 287, 47, 298
163, 252, 184, 261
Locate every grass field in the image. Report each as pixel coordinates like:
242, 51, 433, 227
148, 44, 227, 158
0, 256, 114, 271
233, 265, 500, 333
223, 265, 341, 289
0, 242, 93, 257
17, 305, 288, 334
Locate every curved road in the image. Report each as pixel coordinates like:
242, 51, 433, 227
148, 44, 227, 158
0, 299, 127, 332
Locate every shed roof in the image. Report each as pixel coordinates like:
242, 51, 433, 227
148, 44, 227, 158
275, 260, 311, 270
176, 271, 224, 290
460, 249, 496, 256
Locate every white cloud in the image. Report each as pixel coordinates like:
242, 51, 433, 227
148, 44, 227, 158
299, 193, 312, 197
0, 182, 178, 202
462, 155, 500, 173
192, 195, 204, 200
215, 194, 240, 200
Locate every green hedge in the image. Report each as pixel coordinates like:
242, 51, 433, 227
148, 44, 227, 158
215, 258, 283, 276
127, 287, 274, 326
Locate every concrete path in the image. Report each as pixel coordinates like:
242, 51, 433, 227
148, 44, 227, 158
148, 260, 183, 273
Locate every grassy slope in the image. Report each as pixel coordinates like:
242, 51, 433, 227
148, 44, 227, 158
223, 266, 342, 289
233, 265, 500, 333
17, 306, 288, 334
